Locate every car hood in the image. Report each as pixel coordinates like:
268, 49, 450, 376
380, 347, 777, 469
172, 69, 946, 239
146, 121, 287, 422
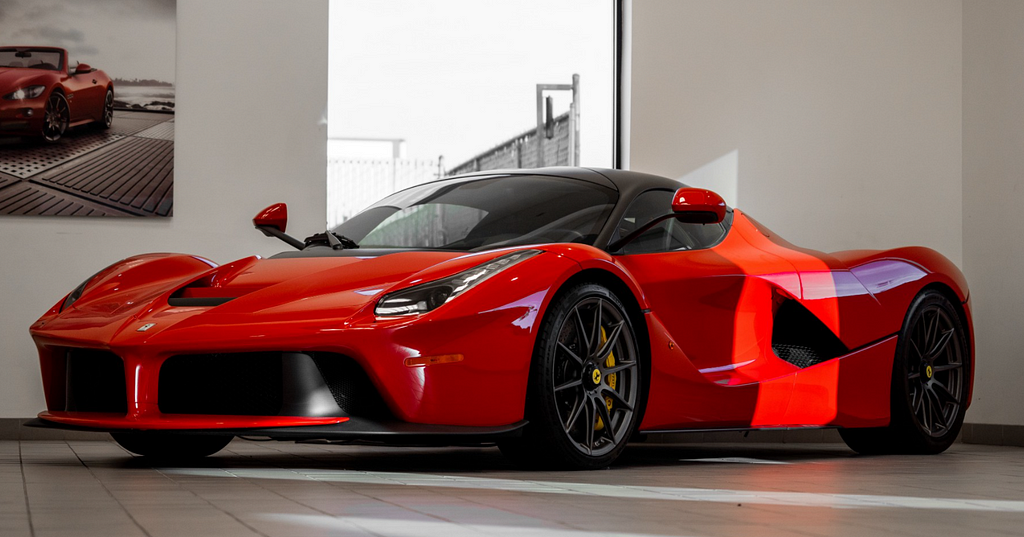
170, 250, 465, 319
36, 249, 476, 347
0, 68, 53, 91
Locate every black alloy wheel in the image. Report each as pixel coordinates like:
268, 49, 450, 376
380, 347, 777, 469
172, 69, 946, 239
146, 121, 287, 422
906, 297, 966, 438
500, 283, 643, 469
101, 89, 114, 129
42, 92, 70, 143
840, 289, 969, 454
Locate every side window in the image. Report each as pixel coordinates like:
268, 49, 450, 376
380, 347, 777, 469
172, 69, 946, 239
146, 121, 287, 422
613, 189, 730, 255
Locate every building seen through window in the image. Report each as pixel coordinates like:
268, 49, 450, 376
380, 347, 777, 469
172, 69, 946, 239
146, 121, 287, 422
328, 0, 615, 226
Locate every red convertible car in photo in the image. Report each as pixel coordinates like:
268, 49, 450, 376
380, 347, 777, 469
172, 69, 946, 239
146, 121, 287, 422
0, 46, 113, 142
28, 168, 973, 468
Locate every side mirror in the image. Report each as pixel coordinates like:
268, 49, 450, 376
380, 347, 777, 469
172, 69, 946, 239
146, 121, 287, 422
607, 187, 729, 252
253, 202, 288, 232
672, 187, 726, 224
74, 63, 92, 75
253, 203, 304, 250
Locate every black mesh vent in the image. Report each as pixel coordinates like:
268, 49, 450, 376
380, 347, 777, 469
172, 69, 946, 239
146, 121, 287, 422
772, 343, 827, 369
65, 349, 127, 414
159, 353, 283, 415
772, 299, 848, 369
311, 354, 392, 419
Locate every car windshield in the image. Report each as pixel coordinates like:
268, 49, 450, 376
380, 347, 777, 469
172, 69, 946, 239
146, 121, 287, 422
332, 174, 618, 250
0, 49, 63, 70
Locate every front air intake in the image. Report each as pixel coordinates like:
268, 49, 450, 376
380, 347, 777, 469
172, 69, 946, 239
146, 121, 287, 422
159, 352, 284, 415
65, 349, 128, 414
158, 352, 392, 418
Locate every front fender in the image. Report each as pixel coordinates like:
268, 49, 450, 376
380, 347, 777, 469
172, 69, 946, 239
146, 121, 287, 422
33, 253, 218, 334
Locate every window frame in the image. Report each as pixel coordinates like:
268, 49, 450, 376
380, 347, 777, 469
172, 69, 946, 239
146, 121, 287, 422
611, 188, 733, 256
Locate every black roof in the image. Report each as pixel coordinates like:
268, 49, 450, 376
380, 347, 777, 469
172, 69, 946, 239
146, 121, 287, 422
449, 166, 683, 192
447, 167, 687, 250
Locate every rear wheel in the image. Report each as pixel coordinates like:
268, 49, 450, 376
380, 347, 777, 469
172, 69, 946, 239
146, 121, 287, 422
111, 432, 232, 460
500, 283, 643, 469
840, 289, 969, 454
100, 88, 114, 129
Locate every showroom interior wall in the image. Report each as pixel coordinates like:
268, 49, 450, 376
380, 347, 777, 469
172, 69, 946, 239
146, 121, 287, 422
630, 0, 1022, 429
962, 0, 1024, 429
0, 0, 329, 418
630, 0, 963, 264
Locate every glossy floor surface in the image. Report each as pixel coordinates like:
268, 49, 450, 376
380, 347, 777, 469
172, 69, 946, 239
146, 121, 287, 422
3, 439, 1023, 536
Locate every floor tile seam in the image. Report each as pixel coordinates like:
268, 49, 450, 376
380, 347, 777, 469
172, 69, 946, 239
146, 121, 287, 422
66, 441, 155, 537
220, 447, 449, 532
304, 469, 473, 530
17, 442, 35, 537
310, 468, 671, 535
423, 486, 643, 535
846, 516, 1004, 537
215, 448, 343, 521
149, 464, 271, 537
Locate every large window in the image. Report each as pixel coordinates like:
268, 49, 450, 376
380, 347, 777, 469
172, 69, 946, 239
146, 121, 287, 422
328, 0, 618, 226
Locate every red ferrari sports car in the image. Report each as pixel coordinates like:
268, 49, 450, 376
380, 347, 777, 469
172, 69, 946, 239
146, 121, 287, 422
0, 46, 114, 142
28, 168, 973, 468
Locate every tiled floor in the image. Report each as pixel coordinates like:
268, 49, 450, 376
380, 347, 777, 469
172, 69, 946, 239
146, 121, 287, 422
3, 439, 1023, 536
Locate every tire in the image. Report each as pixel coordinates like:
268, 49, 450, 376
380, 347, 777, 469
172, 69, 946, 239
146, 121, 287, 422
500, 283, 643, 469
100, 88, 114, 129
111, 432, 233, 460
840, 289, 969, 455
42, 92, 69, 143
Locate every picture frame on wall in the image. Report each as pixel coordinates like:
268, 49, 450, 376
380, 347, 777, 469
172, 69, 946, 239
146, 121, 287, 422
0, 0, 176, 217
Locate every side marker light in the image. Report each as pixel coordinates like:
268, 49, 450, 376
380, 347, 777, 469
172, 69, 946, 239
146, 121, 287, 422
404, 354, 464, 367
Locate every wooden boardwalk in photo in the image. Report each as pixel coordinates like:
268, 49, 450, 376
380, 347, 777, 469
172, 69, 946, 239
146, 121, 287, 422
0, 110, 174, 217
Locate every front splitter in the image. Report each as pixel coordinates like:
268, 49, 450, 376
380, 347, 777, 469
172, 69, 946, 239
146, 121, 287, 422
25, 417, 528, 446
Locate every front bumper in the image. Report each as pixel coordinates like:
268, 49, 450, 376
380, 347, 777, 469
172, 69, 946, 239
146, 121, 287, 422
31, 291, 549, 432
0, 96, 45, 135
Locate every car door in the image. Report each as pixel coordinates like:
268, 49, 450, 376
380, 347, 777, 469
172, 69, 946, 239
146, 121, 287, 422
612, 189, 802, 429
62, 58, 101, 122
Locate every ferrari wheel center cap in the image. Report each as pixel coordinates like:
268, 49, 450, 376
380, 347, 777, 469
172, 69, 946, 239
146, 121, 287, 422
925, 365, 933, 379
586, 367, 602, 388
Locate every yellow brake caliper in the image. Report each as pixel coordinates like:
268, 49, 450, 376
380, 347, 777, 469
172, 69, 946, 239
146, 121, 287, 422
594, 327, 617, 431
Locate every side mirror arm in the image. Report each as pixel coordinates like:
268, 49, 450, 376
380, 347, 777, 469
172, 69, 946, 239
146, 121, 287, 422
606, 213, 678, 253
255, 225, 305, 250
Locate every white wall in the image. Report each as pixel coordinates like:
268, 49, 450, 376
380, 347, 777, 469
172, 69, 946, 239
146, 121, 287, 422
0, 0, 329, 418
630, 0, 963, 265
630, 0, 1024, 428
963, 0, 1024, 426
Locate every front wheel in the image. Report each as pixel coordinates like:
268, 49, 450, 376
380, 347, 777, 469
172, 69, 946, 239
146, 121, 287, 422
111, 432, 233, 460
500, 283, 643, 469
840, 289, 969, 454
42, 92, 69, 143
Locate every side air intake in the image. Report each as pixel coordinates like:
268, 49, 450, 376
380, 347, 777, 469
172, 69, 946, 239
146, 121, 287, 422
771, 299, 848, 368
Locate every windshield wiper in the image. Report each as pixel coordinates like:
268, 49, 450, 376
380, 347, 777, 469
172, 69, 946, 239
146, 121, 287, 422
303, 229, 359, 250
325, 228, 359, 250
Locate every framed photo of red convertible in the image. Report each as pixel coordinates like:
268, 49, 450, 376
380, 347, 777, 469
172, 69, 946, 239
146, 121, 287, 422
0, 0, 176, 217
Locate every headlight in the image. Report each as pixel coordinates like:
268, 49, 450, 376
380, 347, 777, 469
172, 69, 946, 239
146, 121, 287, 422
375, 249, 542, 316
59, 263, 116, 312
59, 277, 92, 312
3, 85, 45, 100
